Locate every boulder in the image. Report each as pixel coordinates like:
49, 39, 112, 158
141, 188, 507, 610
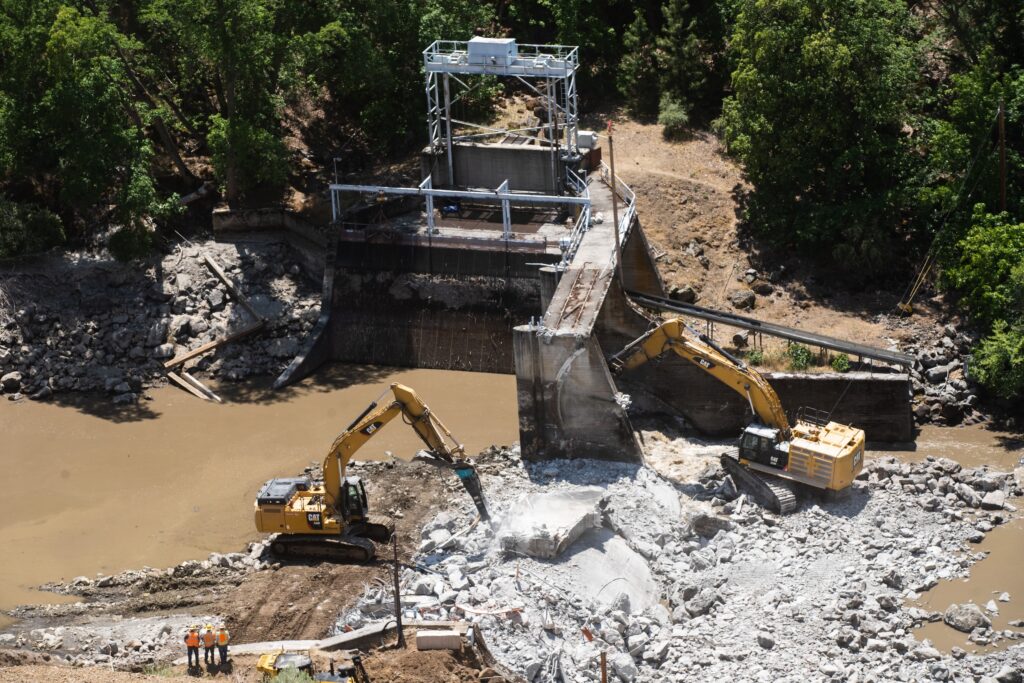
955, 483, 981, 508
727, 289, 756, 310
608, 651, 638, 682
668, 285, 696, 304
981, 490, 1006, 510
756, 632, 775, 649
943, 603, 991, 633
207, 289, 226, 311
684, 587, 719, 617
1, 370, 22, 392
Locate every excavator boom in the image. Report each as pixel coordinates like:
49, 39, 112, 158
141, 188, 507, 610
610, 318, 791, 435
255, 383, 489, 562
609, 317, 865, 508
322, 383, 489, 520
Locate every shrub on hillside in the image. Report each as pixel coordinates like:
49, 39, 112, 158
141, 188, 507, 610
970, 321, 1024, 400
786, 343, 813, 371
0, 199, 65, 257
658, 94, 690, 139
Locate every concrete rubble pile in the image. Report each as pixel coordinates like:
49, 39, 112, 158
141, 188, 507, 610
0, 615, 216, 672
4, 541, 275, 670
0, 240, 319, 403
338, 446, 1023, 682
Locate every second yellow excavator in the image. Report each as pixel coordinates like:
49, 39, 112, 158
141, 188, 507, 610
610, 318, 865, 513
254, 383, 490, 561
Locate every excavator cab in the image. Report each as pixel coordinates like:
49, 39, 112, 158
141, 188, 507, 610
739, 425, 788, 470
339, 477, 369, 522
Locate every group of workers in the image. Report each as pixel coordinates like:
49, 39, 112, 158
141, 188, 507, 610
183, 624, 230, 668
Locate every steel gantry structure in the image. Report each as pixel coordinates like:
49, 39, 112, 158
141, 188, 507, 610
423, 38, 580, 189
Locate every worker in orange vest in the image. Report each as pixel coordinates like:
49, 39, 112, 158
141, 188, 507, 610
183, 626, 200, 669
216, 625, 230, 665
202, 624, 216, 665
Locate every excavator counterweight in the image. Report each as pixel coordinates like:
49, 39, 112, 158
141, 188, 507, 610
254, 383, 489, 561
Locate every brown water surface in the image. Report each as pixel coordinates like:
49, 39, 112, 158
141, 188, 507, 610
873, 423, 1024, 651
0, 365, 517, 627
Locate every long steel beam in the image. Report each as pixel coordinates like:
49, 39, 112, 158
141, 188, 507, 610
626, 290, 914, 368
329, 183, 589, 206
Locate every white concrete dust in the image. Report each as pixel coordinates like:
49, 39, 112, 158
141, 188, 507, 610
496, 487, 604, 559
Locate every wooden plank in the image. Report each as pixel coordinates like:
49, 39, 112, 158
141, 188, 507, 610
166, 371, 211, 401
202, 253, 263, 322
181, 371, 223, 403
163, 320, 264, 369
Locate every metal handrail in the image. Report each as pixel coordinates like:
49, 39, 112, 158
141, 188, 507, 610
598, 161, 636, 245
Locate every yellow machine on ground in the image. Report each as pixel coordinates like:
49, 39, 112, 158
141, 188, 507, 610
255, 383, 490, 561
610, 318, 866, 513
257, 650, 370, 682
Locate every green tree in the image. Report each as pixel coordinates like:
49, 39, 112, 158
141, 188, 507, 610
944, 207, 1024, 327
970, 321, 1024, 400
718, 0, 917, 275
618, 9, 660, 119
657, 0, 731, 122
140, 0, 288, 205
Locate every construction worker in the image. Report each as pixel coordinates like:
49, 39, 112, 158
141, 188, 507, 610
183, 626, 200, 668
202, 624, 216, 665
216, 624, 230, 665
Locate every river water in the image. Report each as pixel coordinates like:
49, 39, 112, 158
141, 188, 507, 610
874, 424, 1024, 652
0, 365, 518, 628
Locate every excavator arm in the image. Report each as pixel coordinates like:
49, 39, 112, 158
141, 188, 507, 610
322, 383, 490, 521
609, 318, 792, 437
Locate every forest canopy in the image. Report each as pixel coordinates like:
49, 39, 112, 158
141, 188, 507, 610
0, 1, 1022, 394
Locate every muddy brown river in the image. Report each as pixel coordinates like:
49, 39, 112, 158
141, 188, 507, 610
886, 424, 1024, 652
0, 365, 518, 628
1, 374, 1021, 651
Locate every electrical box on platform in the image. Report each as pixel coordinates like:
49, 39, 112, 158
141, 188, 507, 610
468, 37, 517, 66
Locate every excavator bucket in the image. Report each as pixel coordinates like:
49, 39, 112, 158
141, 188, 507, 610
452, 463, 491, 522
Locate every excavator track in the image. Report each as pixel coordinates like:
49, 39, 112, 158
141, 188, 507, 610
721, 449, 798, 514
269, 534, 378, 563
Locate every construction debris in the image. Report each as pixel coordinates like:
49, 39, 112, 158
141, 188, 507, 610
336, 445, 1023, 682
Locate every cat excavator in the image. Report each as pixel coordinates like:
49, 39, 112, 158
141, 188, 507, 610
609, 318, 866, 513
254, 383, 490, 561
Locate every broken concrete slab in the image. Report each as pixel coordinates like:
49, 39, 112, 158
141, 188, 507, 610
560, 528, 659, 615
497, 487, 604, 559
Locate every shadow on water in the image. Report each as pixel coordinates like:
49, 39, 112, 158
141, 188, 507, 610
34, 362, 398, 424
43, 392, 163, 423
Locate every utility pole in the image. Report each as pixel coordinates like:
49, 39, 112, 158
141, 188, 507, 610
998, 99, 1007, 212
391, 534, 405, 649
607, 121, 623, 288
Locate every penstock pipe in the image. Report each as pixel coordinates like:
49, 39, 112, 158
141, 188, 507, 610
451, 463, 491, 522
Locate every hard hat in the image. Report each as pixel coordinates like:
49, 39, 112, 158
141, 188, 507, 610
218, 625, 227, 630
205, 623, 214, 630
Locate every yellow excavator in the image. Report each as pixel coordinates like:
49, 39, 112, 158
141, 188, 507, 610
609, 318, 865, 513
254, 383, 490, 561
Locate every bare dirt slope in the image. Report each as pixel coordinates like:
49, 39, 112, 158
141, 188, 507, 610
604, 117, 945, 353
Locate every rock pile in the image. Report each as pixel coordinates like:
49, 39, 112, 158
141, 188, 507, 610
1, 615, 213, 672
4, 540, 276, 670
341, 446, 1023, 682
905, 323, 984, 427
0, 240, 319, 403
